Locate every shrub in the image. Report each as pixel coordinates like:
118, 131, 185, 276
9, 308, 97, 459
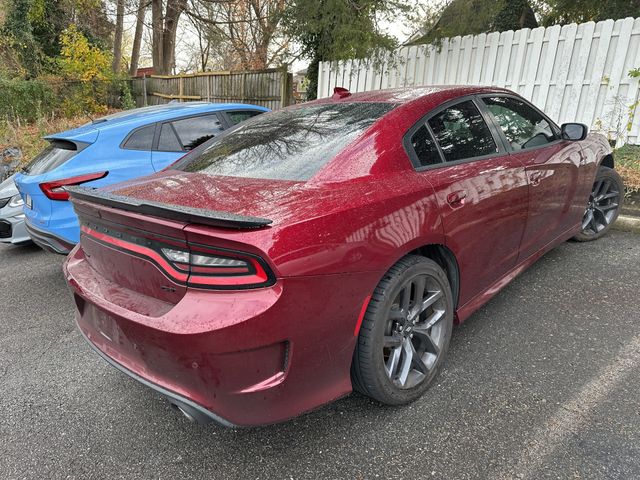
119, 81, 136, 110
0, 76, 56, 122
56, 24, 114, 116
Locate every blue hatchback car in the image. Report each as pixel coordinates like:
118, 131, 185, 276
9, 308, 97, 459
14, 102, 268, 253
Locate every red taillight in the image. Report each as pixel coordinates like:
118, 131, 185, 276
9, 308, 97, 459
80, 224, 274, 290
161, 247, 271, 288
40, 172, 108, 201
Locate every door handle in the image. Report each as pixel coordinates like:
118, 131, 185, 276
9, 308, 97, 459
447, 190, 467, 207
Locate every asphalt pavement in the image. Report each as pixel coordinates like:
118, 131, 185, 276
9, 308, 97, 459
0, 231, 639, 479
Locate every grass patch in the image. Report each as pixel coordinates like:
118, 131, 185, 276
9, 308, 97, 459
615, 144, 640, 193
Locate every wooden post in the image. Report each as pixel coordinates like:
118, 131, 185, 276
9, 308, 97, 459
178, 75, 184, 103
241, 72, 246, 103
142, 74, 148, 106
206, 73, 211, 102
280, 65, 292, 107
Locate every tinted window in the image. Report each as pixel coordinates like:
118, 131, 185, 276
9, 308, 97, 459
428, 101, 498, 162
22, 141, 79, 175
410, 125, 441, 167
171, 114, 224, 150
483, 96, 557, 150
123, 124, 155, 150
157, 123, 182, 152
227, 110, 263, 125
174, 103, 394, 181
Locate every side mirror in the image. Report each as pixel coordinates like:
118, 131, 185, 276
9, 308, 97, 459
561, 123, 588, 141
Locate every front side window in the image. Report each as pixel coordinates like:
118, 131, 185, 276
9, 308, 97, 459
482, 96, 557, 150
173, 102, 395, 181
428, 101, 498, 162
171, 114, 224, 150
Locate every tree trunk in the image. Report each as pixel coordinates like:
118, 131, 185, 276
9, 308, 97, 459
151, 0, 164, 72
129, 0, 147, 76
161, 0, 187, 74
112, 0, 125, 73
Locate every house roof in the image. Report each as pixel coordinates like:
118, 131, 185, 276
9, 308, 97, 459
405, 0, 538, 46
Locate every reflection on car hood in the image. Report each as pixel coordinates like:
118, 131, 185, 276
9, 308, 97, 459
0, 174, 19, 199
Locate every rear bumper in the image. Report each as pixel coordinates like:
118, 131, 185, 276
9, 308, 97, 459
79, 326, 236, 427
64, 245, 381, 426
25, 220, 75, 254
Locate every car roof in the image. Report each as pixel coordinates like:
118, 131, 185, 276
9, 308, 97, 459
46, 102, 270, 143
316, 85, 512, 105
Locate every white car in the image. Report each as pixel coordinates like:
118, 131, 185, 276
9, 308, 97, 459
0, 174, 30, 246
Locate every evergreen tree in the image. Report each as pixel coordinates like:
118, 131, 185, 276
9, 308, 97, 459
284, 0, 403, 99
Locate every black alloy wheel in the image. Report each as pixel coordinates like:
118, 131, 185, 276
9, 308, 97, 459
352, 255, 453, 405
573, 166, 624, 242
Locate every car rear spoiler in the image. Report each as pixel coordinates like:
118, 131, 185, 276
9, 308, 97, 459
66, 186, 273, 229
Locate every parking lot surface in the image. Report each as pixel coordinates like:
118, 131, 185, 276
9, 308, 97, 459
1, 231, 639, 479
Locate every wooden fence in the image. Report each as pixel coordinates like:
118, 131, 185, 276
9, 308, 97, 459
318, 17, 640, 145
131, 67, 294, 110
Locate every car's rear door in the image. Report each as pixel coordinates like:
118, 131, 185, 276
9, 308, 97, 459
478, 95, 586, 261
151, 113, 225, 171
406, 98, 529, 306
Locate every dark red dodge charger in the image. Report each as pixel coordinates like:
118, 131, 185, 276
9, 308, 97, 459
63, 86, 623, 427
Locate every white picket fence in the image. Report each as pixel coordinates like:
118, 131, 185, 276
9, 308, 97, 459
318, 17, 640, 145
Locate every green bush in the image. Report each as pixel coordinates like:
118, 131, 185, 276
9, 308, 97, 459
119, 81, 136, 110
0, 77, 56, 122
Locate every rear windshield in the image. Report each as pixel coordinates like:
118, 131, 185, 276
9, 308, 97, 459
173, 102, 395, 181
22, 140, 80, 175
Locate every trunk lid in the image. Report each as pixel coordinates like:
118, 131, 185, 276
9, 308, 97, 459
100, 170, 308, 226
72, 196, 191, 305
68, 171, 299, 305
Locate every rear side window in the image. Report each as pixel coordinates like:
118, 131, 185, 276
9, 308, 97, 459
22, 140, 80, 175
410, 125, 442, 167
171, 114, 224, 150
482, 96, 557, 150
428, 100, 498, 162
123, 124, 155, 150
173, 103, 395, 181
226, 110, 263, 125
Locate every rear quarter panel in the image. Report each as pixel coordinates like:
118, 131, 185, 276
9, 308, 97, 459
68, 128, 154, 186
184, 171, 444, 280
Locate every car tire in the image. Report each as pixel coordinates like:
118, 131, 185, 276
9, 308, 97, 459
572, 166, 624, 242
351, 255, 453, 405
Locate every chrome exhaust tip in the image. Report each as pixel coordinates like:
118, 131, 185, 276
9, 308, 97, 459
170, 402, 196, 422
176, 405, 196, 422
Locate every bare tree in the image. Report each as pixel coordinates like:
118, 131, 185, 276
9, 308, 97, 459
161, 0, 188, 73
112, 0, 125, 73
186, 0, 290, 71
185, 0, 224, 70
151, 0, 162, 70
129, 0, 148, 76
